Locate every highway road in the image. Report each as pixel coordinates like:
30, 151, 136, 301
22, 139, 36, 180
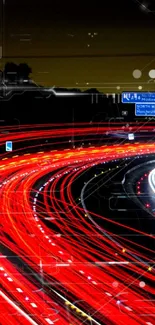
0, 123, 155, 325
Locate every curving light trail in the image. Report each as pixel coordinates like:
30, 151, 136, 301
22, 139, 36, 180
148, 169, 155, 194
0, 124, 155, 325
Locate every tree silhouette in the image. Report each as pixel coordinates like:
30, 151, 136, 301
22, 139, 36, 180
0, 70, 2, 83
3, 62, 18, 83
18, 63, 32, 83
2, 62, 32, 84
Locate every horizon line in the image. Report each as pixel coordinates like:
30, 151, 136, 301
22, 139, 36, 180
1, 53, 155, 59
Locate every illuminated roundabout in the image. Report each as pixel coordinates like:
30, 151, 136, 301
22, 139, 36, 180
0, 123, 155, 325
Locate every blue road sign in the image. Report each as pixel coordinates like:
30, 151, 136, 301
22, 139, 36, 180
6, 141, 13, 151
122, 92, 155, 104
135, 103, 155, 116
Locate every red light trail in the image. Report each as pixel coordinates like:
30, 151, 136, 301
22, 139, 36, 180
0, 124, 155, 325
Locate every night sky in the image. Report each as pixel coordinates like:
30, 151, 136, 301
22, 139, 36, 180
1, 0, 155, 91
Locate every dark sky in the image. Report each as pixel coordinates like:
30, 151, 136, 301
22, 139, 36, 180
4, 0, 155, 26
1, 0, 155, 90
3, 0, 155, 56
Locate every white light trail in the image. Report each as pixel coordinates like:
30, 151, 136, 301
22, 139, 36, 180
0, 290, 39, 325
148, 169, 155, 193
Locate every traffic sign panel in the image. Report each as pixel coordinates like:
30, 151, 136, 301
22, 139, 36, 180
6, 141, 13, 151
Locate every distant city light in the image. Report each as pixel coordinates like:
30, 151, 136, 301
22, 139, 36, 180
128, 133, 134, 140
145, 203, 150, 208
116, 300, 121, 305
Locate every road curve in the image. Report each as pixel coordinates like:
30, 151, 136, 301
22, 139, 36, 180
0, 124, 155, 325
